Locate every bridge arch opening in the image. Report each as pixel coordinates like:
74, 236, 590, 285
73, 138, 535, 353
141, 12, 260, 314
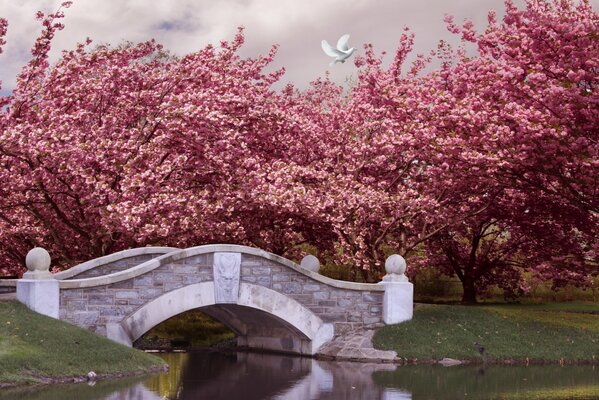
108, 282, 334, 355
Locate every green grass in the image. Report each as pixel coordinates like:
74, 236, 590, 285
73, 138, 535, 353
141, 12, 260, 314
373, 302, 599, 362
0, 300, 165, 387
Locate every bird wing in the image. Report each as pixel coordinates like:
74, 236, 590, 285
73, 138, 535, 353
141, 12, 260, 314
336, 34, 350, 52
321, 40, 344, 58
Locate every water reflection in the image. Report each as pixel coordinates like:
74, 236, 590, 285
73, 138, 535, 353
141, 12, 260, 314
1, 352, 597, 400
0, 376, 152, 400
373, 364, 599, 400
145, 351, 396, 399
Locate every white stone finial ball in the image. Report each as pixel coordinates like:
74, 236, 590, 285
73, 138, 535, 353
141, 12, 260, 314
385, 254, 406, 275
25, 247, 51, 272
300, 255, 320, 273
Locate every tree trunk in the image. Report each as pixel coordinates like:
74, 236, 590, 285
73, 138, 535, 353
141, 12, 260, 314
461, 277, 477, 304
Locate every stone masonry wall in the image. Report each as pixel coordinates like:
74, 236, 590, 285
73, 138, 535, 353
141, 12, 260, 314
239, 255, 384, 335
60, 254, 213, 336
60, 252, 383, 337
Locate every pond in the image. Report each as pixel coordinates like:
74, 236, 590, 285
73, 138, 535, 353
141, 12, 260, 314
1, 351, 597, 400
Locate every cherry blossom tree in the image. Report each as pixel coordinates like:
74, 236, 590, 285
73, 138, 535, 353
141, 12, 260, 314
419, 0, 598, 301
0, 0, 595, 300
0, 3, 325, 274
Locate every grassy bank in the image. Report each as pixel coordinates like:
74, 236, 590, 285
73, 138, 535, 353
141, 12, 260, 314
373, 302, 599, 363
0, 300, 165, 388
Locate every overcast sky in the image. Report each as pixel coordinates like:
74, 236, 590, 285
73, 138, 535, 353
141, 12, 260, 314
1, 0, 597, 94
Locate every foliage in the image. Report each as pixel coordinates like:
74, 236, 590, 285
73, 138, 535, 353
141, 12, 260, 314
0, 1, 596, 301
420, 0, 598, 301
0, 2, 331, 271
134, 310, 235, 349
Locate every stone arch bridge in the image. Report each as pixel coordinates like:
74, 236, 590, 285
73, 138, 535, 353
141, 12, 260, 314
4, 245, 413, 356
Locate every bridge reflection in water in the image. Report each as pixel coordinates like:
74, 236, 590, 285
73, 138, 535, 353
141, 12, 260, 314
1, 353, 598, 400
145, 351, 401, 400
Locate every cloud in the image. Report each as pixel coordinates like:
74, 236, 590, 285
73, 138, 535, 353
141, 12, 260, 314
1, 0, 595, 93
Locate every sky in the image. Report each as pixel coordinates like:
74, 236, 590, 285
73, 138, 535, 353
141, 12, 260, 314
0, 0, 597, 94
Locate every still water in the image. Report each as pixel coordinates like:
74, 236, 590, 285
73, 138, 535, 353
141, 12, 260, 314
1, 351, 598, 400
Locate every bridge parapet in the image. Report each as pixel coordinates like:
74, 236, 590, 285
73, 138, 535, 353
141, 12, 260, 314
54, 247, 178, 280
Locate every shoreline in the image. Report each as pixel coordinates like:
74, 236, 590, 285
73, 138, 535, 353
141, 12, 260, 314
139, 344, 599, 367
1, 347, 597, 390
0, 364, 168, 390
318, 355, 599, 366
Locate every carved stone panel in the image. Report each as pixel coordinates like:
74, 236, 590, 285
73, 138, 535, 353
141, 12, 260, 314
213, 252, 241, 303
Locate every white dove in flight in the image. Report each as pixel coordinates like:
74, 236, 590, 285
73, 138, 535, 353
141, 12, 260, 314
321, 34, 355, 66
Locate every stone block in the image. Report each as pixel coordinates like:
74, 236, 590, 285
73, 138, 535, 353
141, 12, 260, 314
153, 272, 182, 283
362, 292, 382, 302
69, 311, 100, 326
282, 282, 302, 294
302, 284, 320, 292
240, 257, 262, 267
185, 254, 207, 265
348, 312, 363, 322
133, 275, 153, 286
332, 322, 355, 336
321, 313, 346, 323
317, 300, 337, 307
103, 305, 134, 316
198, 271, 213, 281
16, 279, 60, 319
337, 299, 353, 307
88, 294, 114, 305
108, 280, 134, 289
364, 316, 382, 325
86, 288, 107, 295
257, 276, 271, 286
272, 273, 290, 282
313, 291, 329, 301
252, 267, 271, 275
61, 289, 83, 299
240, 266, 253, 276
381, 282, 413, 324
174, 265, 198, 274
115, 290, 139, 299
66, 300, 87, 310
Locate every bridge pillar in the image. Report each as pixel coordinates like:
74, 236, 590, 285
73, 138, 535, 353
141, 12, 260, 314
16, 248, 60, 319
380, 255, 413, 324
